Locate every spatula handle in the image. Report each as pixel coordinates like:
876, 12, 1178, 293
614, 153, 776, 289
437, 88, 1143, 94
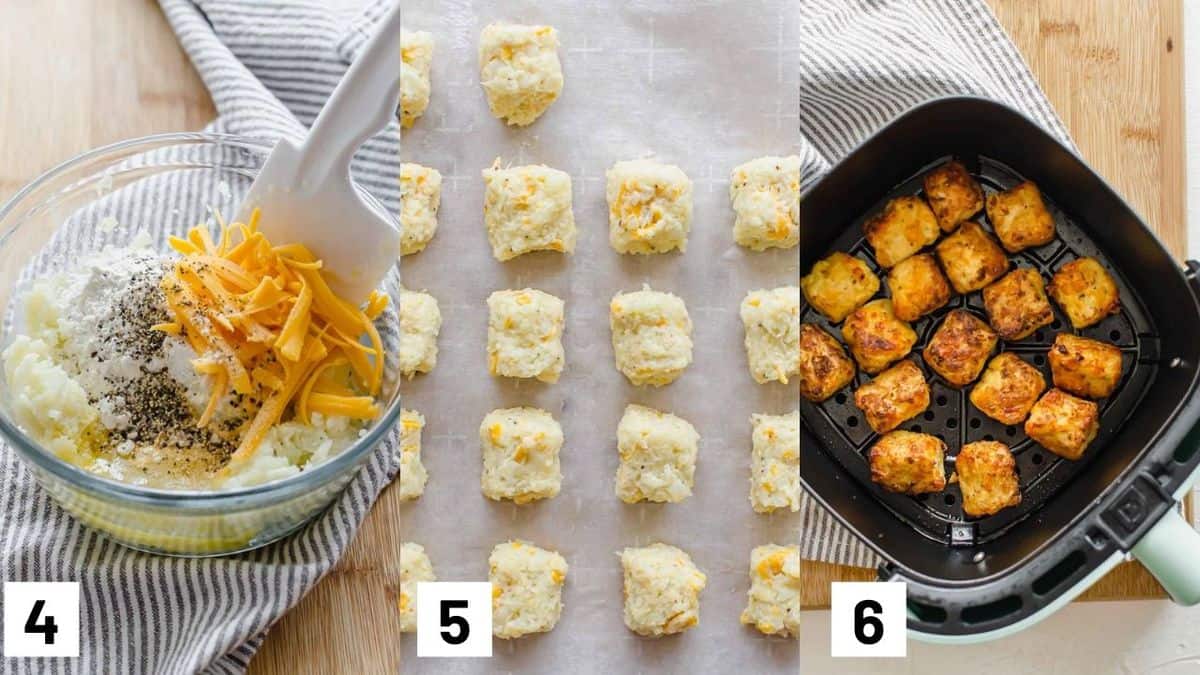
302, 1, 401, 182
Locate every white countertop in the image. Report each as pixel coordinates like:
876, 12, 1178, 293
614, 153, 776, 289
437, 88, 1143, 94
802, 6, 1200, 671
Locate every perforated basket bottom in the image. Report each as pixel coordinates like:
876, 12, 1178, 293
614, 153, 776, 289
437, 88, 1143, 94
800, 156, 1160, 546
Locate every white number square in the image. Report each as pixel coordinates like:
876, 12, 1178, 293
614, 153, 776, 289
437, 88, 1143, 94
415, 581, 493, 658
830, 581, 907, 658
3, 582, 80, 658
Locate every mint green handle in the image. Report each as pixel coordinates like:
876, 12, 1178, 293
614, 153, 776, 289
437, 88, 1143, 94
1132, 507, 1200, 605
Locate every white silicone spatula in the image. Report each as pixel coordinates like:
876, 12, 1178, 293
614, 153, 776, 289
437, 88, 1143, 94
237, 1, 401, 303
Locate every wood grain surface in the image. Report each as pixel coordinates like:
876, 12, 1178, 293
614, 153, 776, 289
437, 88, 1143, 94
804, 0, 1187, 609
0, 0, 1186, 667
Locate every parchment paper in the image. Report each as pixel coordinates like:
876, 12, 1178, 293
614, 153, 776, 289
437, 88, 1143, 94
399, 2, 799, 672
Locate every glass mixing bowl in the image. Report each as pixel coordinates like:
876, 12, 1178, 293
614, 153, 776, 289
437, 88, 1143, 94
0, 133, 401, 556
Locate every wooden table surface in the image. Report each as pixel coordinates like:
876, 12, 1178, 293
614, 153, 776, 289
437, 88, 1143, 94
0, 0, 1185, 667
804, 0, 1187, 609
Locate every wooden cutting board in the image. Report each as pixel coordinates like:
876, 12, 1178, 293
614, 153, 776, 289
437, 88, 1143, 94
804, 0, 1187, 609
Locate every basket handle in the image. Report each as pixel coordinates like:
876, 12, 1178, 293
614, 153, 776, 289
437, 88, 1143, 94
1132, 507, 1200, 605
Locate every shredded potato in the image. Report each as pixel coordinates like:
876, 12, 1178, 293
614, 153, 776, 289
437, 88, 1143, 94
156, 209, 389, 469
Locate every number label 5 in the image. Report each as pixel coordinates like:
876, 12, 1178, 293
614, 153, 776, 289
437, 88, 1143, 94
830, 582, 907, 658
416, 582, 492, 658
3, 582, 80, 658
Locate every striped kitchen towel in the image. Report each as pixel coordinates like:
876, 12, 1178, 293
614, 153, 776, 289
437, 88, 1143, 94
0, 1, 398, 673
798, 0, 1070, 568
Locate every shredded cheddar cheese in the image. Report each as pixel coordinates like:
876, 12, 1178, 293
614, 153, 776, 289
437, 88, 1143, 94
155, 209, 389, 469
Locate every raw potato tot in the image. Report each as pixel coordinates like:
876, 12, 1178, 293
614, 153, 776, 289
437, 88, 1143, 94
482, 161, 576, 261
750, 411, 800, 514
400, 31, 433, 128
487, 289, 565, 383
922, 310, 998, 387
799, 324, 856, 403
397, 410, 427, 501
1048, 257, 1121, 329
606, 159, 694, 254
616, 404, 700, 504
741, 286, 801, 384
730, 155, 801, 251
969, 353, 1046, 425
887, 253, 952, 322
935, 221, 1009, 294
1049, 333, 1123, 399
868, 431, 947, 495
490, 541, 569, 639
480, 407, 564, 504
800, 252, 880, 324
399, 163, 441, 256
1025, 388, 1100, 460
853, 360, 930, 434
399, 542, 435, 633
610, 286, 693, 386
842, 299, 917, 375
923, 161, 984, 232
956, 441, 1022, 518
478, 23, 563, 126
986, 181, 1056, 253
863, 196, 939, 268
620, 543, 707, 637
399, 289, 441, 377
740, 544, 800, 638
982, 268, 1054, 341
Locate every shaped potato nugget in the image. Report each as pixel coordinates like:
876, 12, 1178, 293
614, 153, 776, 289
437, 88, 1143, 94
399, 289, 441, 377
480, 407, 564, 504
923, 161, 983, 232
607, 159, 693, 254
740, 544, 800, 638
610, 286, 693, 386
490, 541, 569, 639
853, 360, 929, 434
935, 221, 1009, 294
400, 542, 435, 633
741, 286, 801, 385
399, 163, 441, 255
479, 23, 563, 126
799, 324, 856, 403
730, 155, 800, 251
969, 353, 1046, 425
842, 299, 917, 375
487, 289, 565, 382
400, 31, 433, 128
616, 404, 700, 504
923, 310, 998, 387
1049, 333, 1123, 399
482, 162, 576, 260
801, 252, 880, 324
869, 431, 947, 495
887, 253, 952, 322
1025, 389, 1100, 460
956, 441, 1021, 517
863, 196, 940, 268
398, 410, 427, 501
982, 268, 1054, 341
749, 411, 800, 514
620, 543, 707, 637
986, 181, 1055, 253
1048, 258, 1121, 329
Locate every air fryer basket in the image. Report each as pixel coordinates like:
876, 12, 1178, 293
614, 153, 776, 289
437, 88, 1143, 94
800, 97, 1200, 638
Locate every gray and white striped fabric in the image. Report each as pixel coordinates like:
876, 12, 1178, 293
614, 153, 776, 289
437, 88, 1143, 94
798, 0, 1070, 567
0, 1, 398, 673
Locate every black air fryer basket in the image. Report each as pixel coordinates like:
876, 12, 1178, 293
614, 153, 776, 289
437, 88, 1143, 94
800, 97, 1200, 641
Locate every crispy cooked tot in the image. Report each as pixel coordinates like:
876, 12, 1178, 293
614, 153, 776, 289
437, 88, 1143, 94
923, 161, 983, 232
887, 253, 953, 322
969, 353, 1046, 425
799, 324, 856, 402
922, 310, 998, 387
956, 441, 1022, 517
935, 221, 1009, 294
1025, 388, 1100, 460
868, 431, 947, 495
982, 268, 1055, 341
863, 196, 940, 268
841, 299, 917, 375
853, 360, 930, 434
1048, 258, 1121, 329
986, 181, 1056, 253
1049, 333, 1123, 399
800, 252, 881, 324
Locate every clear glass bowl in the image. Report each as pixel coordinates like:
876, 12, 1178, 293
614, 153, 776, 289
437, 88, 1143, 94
0, 133, 401, 556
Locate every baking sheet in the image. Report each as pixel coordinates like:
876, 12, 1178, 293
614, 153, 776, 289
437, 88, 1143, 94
399, 1, 799, 672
